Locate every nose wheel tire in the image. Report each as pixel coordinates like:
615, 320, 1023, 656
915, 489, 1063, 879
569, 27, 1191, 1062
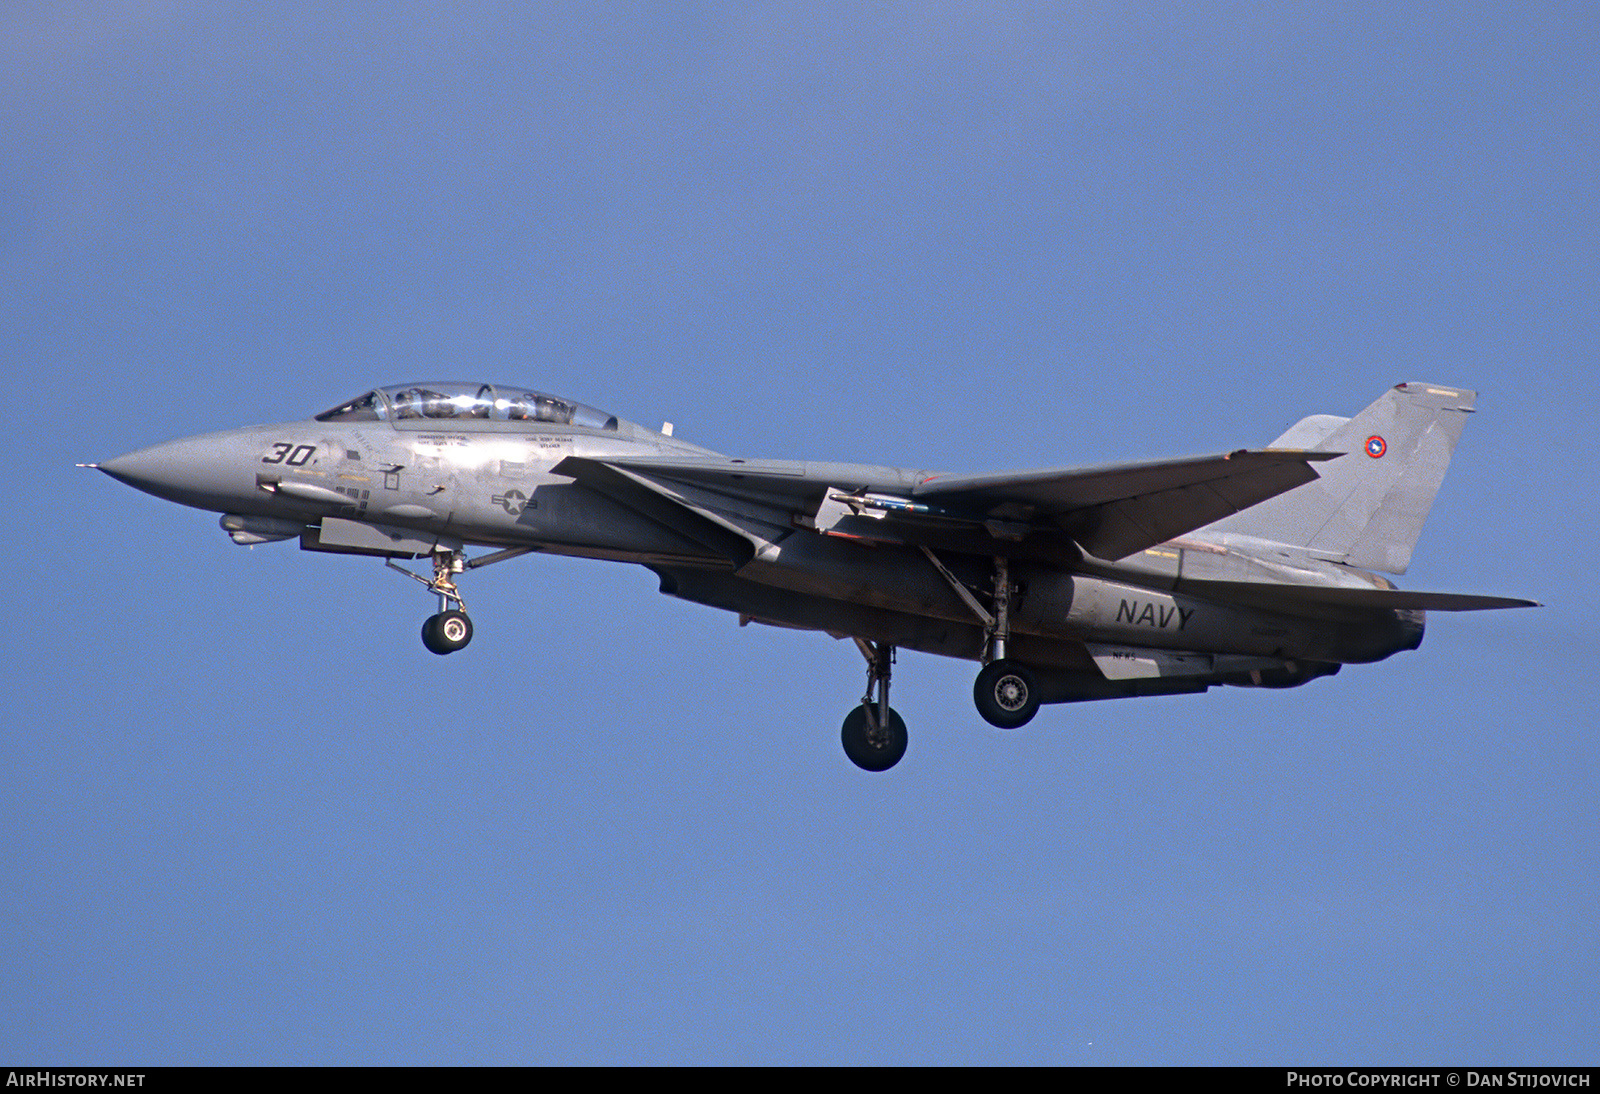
840, 705, 908, 772
422, 610, 473, 655
974, 659, 1039, 728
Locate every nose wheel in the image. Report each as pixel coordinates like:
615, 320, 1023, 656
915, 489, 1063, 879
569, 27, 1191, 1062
387, 544, 531, 654
422, 609, 473, 654
388, 548, 476, 655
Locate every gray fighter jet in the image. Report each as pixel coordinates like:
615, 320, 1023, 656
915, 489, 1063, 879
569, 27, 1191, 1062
92, 381, 1535, 770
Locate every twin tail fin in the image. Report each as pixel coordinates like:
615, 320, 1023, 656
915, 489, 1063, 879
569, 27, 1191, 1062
1207, 382, 1477, 575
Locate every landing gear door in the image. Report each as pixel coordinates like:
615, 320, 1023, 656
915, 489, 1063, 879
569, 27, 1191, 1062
301, 516, 458, 559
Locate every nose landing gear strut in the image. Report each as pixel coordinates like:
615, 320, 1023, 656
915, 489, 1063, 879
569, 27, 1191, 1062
385, 545, 532, 655
387, 549, 474, 654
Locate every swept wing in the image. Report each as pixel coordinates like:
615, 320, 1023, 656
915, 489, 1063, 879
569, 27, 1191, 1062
555, 449, 1338, 561
913, 449, 1338, 559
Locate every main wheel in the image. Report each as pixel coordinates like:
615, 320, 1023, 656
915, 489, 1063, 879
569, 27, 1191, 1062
422, 610, 473, 655
974, 659, 1039, 728
840, 705, 908, 772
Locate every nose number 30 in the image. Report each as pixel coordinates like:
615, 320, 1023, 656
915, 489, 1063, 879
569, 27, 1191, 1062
262, 443, 317, 466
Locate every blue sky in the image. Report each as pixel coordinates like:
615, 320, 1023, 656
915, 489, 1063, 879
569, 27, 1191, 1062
3, 2, 1595, 1064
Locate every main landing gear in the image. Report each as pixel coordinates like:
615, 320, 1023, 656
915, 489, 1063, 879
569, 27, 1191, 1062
924, 548, 1042, 730
838, 554, 1049, 770
974, 658, 1038, 729
840, 639, 907, 772
970, 554, 1039, 729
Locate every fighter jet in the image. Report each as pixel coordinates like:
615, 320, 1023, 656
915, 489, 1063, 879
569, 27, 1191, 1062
92, 381, 1535, 770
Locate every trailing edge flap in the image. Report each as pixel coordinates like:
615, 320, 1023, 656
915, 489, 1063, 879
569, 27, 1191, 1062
1177, 579, 1540, 613
552, 456, 777, 565
914, 450, 1339, 559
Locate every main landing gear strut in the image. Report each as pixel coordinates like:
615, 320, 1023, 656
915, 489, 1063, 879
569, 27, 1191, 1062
923, 549, 1042, 731
969, 555, 1041, 729
840, 639, 907, 772
838, 554, 1045, 771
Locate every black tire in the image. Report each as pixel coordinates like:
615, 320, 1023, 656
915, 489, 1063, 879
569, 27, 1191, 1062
422, 610, 473, 655
421, 614, 443, 653
840, 705, 908, 772
974, 659, 1039, 728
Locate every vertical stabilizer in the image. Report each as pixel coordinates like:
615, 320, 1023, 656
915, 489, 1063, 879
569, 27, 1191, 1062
1205, 383, 1476, 574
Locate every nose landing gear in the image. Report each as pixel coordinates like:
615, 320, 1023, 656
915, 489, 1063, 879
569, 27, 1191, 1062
422, 609, 473, 654
386, 544, 534, 654
388, 548, 476, 655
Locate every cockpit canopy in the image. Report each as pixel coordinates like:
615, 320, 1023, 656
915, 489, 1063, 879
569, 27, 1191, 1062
315, 383, 620, 431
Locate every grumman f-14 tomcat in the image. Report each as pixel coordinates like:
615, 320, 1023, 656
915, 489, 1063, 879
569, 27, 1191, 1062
91, 381, 1536, 771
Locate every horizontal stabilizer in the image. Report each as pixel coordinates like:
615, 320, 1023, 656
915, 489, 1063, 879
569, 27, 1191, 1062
1180, 579, 1540, 613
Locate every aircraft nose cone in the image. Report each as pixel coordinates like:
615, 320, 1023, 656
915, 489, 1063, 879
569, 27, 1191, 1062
99, 441, 200, 501
98, 434, 250, 511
